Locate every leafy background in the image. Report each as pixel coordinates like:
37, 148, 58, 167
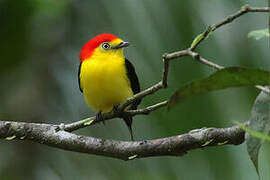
0, 0, 269, 179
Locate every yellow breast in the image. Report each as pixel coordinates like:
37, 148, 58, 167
80, 54, 133, 112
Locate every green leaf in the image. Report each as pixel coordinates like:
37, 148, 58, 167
246, 91, 270, 176
248, 29, 269, 40
169, 67, 270, 108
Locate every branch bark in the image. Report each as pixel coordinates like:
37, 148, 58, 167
0, 121, 245, 160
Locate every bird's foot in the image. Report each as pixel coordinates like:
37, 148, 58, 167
113, 104, 120, 113
95, 111, 105, 125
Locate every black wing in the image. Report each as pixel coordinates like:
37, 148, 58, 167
125, 58, 141, 109
78, 62, 83, 92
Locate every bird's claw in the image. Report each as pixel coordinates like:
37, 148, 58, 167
113, 104, 120, 113
96, 111, 105, 125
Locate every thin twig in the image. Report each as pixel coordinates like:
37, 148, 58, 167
162, 55, 170, 88
190, 5, 269, 50
63, 100, 169, 132
127, 101, 168, 116
119, 82, 163, 111
186, 50, 224, 69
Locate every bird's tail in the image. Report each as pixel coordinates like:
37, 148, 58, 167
123, 116, 134, 141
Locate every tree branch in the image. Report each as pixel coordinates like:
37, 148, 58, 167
0, 121, 245, 160
190, 5, 269, 50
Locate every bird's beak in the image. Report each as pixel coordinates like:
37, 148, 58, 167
112, 41, 130, 49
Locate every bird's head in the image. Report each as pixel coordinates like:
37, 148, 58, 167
79, 33, 129, 62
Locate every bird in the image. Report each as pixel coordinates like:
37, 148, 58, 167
78, 33, 141, 140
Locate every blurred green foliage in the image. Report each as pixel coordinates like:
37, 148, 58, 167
248, 28, 269, 40
0, 0, 269, 179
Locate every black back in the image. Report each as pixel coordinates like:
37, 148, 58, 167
125, 58, 141, 109
78, 62, 83, 93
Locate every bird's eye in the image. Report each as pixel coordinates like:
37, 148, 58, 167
102, 43, 110, 50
